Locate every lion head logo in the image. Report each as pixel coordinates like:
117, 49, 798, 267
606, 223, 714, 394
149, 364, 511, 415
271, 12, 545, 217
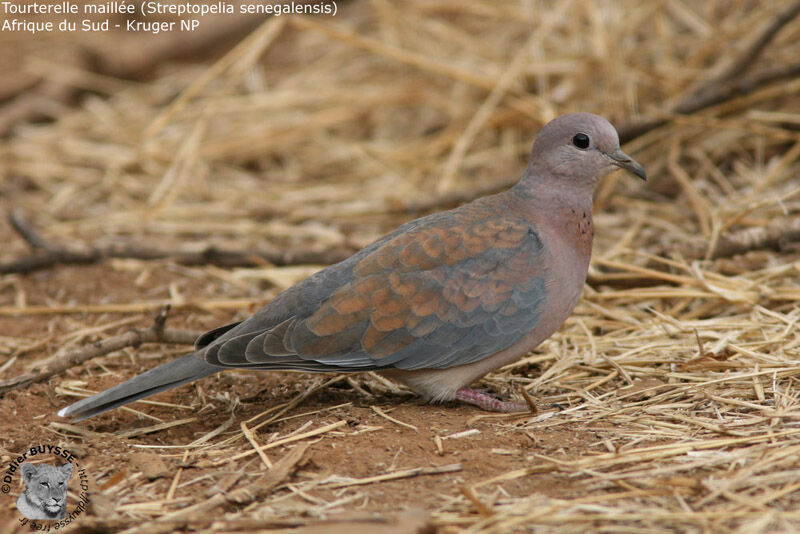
16, 462, 73, 520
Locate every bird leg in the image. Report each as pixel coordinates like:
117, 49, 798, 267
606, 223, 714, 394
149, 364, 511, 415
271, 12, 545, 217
455, 387, 530, 413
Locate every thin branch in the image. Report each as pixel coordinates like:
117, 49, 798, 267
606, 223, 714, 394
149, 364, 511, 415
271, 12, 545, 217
674, 60, 800, 116
677, 216, 800, 260
619, 60, 800, 143
711, 0, 800, 85
9, 210, 58, 251
2, 211, 355, 274
0, 306, 200, 396
619, 0, 800, 143
323, 462, 463, 489
118, 442, 311, 534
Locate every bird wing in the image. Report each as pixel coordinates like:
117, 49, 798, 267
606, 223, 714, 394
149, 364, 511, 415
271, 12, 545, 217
203, 208, 547, 372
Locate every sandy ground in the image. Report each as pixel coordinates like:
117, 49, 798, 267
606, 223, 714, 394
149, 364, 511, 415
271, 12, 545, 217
0, 261, 610, 530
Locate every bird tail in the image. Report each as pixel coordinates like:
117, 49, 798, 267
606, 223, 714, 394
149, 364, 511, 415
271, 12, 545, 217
57, 354, 219, 421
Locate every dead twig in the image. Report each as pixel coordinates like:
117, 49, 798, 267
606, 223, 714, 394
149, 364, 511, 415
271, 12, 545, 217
371, 405, 419, 431
620, 59, 800, 143
0, 298, 260, 316
119, 442, 310, 534
711, 0, 800, 84
2, 211, 354, 274
0, 305, 200, 396
323, 463, 463, 489
519, 387, 538, 414
203, 420, 346, 467
675, 60, 800, 117
460, 485, 494, 518
677, 217, 800, 259
619, 0, 800, 143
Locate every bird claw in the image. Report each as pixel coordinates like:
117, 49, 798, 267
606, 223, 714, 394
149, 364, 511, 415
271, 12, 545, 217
454, 387, 532, 413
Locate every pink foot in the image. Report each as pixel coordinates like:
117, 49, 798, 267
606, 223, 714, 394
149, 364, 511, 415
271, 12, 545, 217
455, 387, 531, 413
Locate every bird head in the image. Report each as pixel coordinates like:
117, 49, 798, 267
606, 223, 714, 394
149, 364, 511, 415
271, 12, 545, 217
526, 112, 646, 189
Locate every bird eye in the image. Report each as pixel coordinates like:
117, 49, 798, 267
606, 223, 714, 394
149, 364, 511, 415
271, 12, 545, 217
572, 133, 590, 149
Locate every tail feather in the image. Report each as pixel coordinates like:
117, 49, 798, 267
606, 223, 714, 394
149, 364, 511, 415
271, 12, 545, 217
57, 354, 220, 421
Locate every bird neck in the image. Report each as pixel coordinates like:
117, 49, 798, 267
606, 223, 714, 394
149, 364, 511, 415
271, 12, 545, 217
510, 175, 594, 218
509, 177, 595, 262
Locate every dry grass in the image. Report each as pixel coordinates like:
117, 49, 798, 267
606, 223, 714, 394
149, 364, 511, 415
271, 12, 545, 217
3, 0, 800, 532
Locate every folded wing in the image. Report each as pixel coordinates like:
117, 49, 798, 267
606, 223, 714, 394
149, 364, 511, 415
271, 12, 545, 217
204, 208, 547, 372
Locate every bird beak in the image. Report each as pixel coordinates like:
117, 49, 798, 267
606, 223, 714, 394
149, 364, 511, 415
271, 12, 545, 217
605, 148, 646, 181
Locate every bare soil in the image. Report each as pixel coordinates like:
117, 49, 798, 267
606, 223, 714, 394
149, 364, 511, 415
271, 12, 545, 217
0, 260, 606, 528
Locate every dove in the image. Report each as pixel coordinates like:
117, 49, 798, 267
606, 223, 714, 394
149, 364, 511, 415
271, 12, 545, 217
58, 113, 645, 420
